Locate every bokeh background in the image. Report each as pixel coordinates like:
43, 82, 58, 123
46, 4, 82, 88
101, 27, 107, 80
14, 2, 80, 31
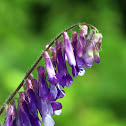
0, 0, 126, 125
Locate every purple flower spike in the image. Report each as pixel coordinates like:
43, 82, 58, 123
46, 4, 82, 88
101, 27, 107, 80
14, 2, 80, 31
63, 31, 77, 77
4, 105, 15, 126
2, 24, 103, 126
56, 40, 73, 87
44, 51, 62, 83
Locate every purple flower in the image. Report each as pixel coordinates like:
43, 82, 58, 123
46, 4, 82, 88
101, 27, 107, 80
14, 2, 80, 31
82, 31, 103, 67
56, 83, 66, 99
76, 25, 88, 58
41, 101, 62, 126
63, 31, 77, 77
16, 99, 32, 126
83, 42, 94, 68
37, 66, 52, 101
2, 24, 103, 126
56, 40, 73, 88
46, 45, 57, 71
31, 79, 39, 94
71, 31, 78, 58
35, 66, 64, 126
19, 91, 42, 126
37, 66, 65, 101
44, 51, 62, 83
42, 114, 55, 126
71, 31, 86, 76
76, 28, 96, 68
37, 66, 63, 126
51, 102, 62, 115
4, 105, 16, 126
75, 25, 88, 74
93, 33, 103, 63
26, 79, 39, 118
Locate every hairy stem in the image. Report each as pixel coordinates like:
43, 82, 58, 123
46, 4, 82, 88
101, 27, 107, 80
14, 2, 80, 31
0, 23, 97, 115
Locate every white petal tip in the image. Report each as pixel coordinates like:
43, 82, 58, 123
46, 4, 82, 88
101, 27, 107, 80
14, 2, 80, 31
78, 68, 85, 76
54, 109, 62, 116
43, 114, 55, 126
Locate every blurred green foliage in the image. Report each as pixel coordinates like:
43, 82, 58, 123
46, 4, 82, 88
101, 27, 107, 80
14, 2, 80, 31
0, 0, 126, 125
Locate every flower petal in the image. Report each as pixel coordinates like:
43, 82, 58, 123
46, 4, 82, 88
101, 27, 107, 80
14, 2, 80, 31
51, 102, 62, 111
43, 114, 55, 126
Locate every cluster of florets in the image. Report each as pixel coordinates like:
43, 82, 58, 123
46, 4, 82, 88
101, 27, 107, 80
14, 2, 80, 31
4, 25, 102, 126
